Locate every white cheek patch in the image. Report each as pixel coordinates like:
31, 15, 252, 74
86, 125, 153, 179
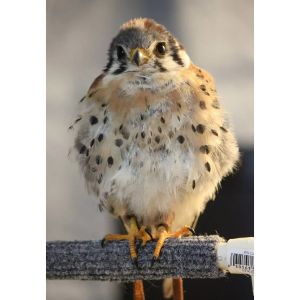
157, 51, 190, 71
179, 50, 191, 67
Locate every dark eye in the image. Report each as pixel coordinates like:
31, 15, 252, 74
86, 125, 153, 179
116, 46, 126, 60
155, 42, 166, 56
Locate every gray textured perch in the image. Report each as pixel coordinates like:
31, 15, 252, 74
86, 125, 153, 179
47, 235, 225, 282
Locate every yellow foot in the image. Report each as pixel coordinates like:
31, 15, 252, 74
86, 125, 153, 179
101, 217, 153, 266
152, 225, 195, 265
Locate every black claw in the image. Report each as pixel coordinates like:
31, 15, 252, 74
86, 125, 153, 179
145, 228, 154, 240
101, 239, 106, 248
132, 257, 138, 268
151, 256, 158, 267
187, 227, 196, 235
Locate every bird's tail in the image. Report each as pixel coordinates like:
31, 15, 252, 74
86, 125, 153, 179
163, 278, 184, 300
163, 278, 173, 299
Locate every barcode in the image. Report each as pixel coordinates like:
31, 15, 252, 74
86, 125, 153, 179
230, 253, 254, 271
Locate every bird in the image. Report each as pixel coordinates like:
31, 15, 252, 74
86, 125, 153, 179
69, 18, 239, 300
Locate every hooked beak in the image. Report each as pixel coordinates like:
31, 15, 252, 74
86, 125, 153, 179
129, 48, 149, 66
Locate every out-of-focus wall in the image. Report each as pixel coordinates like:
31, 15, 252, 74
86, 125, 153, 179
46, 1, 253, 299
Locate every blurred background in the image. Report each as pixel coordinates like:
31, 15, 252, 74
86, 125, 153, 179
47, 0, 253, 299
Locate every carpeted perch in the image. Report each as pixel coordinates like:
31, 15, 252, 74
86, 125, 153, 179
46, 235, 226, 281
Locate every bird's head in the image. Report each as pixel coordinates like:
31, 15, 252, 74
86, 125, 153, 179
103, 18, 191, 78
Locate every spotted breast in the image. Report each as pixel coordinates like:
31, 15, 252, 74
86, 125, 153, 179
70, 63, 239, 232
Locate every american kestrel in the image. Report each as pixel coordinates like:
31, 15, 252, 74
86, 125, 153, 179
70, 18, 239, 300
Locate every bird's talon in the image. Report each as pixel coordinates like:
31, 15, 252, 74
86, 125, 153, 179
132, 257, 139, 268
187, 226, 196, 235
101, 239, 106, 248
145, 228, 153, 240
151, 256, 158, 267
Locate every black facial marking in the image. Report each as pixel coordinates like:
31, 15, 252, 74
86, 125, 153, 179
192, 180, 196, 189
196, 124, 205, 134
115, 139, 123, 147
107, 156, 114, 166
211, 129, 219, 136
98, 133, 104, 142
113, 62, 127, 75
177, 135, 185, 144
200, 145, 210, 154
95, 155, 102, 165
154, 60, 167, 72
116, 46, 126, 60
199, 101, 207, 110
205, 162, 211, 172
89, 116, 98, 125
103, 57, 113, 72
90, 139, 95, 147
155, 136, 160, 144
168, 37, 184, 66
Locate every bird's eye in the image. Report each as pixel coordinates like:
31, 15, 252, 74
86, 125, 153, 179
155, 42, 166, 56
116, 46, 126, 60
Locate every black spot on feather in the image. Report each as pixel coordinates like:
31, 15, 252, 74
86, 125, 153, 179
205, 162, 211, 172
115, 139, 123, 147
196, 124, 205, 134
89, 116, 98, 125
192, 180, 196, 189
200, 145, 210, 154
98, 134, 104, 142
95, 155, 102, 165
211, 129, 219, 136
107, 156, 114, 166
155, 136, 160, 144
177, 135, 185, 144
79, 145, 86, 154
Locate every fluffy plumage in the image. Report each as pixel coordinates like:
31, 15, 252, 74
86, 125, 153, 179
71, 18, 238, 231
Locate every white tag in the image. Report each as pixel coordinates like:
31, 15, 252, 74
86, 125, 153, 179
217, 237, 254, 292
